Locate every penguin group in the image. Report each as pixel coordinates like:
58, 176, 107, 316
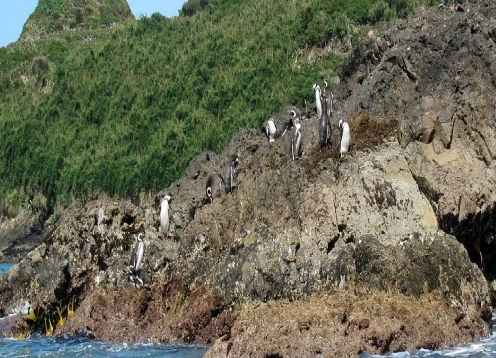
262, 80, 351, 161
127, 80, 351, 288
205, 154, 240, 203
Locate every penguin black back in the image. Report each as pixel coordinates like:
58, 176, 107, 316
206, 173, 225, 202
318, 94, 330, 147
224, 155, 240, 193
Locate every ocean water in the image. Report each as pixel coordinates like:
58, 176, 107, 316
0, 336, 208, 357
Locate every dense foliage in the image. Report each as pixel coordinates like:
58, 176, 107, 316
21, 0, 133, 38
0, 0, 436, 216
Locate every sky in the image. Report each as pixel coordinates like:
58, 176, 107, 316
0, 0, 186, 48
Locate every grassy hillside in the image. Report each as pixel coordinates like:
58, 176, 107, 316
21, 0, 134, 39
0, 0, 436, 217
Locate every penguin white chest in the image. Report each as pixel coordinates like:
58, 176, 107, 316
133, 240, 144, 270
340, 122, 351, 157
160, 200, 169, 234
314, 85, 322, 119
267, 119, 276, 142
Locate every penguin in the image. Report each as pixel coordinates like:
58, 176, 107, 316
129, 233, 145, 287
318, 93, 330, 148
313, 83, 322, 120
160, 194, 171, 237
323, 80, 334, 118
282, 110, 298, 138
224, 155, 240, 193
339, 118, 351, 159
291, 118, 303, 161
206, 173, 225, 203
263, 117, 277, 143
303, 99, 312, 120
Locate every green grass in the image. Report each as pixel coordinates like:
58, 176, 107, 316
0, 0, 437, 216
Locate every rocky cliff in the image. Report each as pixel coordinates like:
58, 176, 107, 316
1, 1, 496, 357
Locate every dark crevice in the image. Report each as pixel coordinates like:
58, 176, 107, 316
54, 265, 72, 303
410, 170, 496, 280
440, 207, 496, 280
411, 173, 441, 204
97, 255, 108, 271
121, 213, 135, 226
327, 237, 337, 254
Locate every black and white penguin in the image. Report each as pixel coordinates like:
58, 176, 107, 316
224, 155, 240, 193
339, 118, 351, 158
206, 173, 225, 203
291, 118, 303, 161
318, 93, 330, 148
263, 117, 277, 143
303, 99, 312, 120
313, 83, 322, 120
160, 194, 171, 237
323, 80, 334, 118
129, 233, 145, 287
284, 110, 298, 138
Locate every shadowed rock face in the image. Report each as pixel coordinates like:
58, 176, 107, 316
336, 0, 496, 282
0, 1, 495, 356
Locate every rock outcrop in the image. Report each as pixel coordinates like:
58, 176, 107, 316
1, 1, 495, 357
339, 0, 496, 282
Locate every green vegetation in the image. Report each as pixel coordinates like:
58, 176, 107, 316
21, 0, 133, 38
0, 0, 436, 216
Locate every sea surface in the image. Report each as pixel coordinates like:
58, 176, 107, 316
0, 337, 208, 357
1, 262, 496, 357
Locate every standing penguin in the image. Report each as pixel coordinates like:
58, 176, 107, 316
323, 80, 334, 118
291, 118, 303, 161
318, 94, 330, 148
339, 118, 351, 159
303, 99, 312, 120
263, 117, 277, 143
313, 83, 322, 120
129, 233, 145, 287
160, 194, 171, 237
224, 155, 240, 193
206, 173, 225, 203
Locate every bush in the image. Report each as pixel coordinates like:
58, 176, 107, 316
31, 56, 50, 84
180, 0, 210, 17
